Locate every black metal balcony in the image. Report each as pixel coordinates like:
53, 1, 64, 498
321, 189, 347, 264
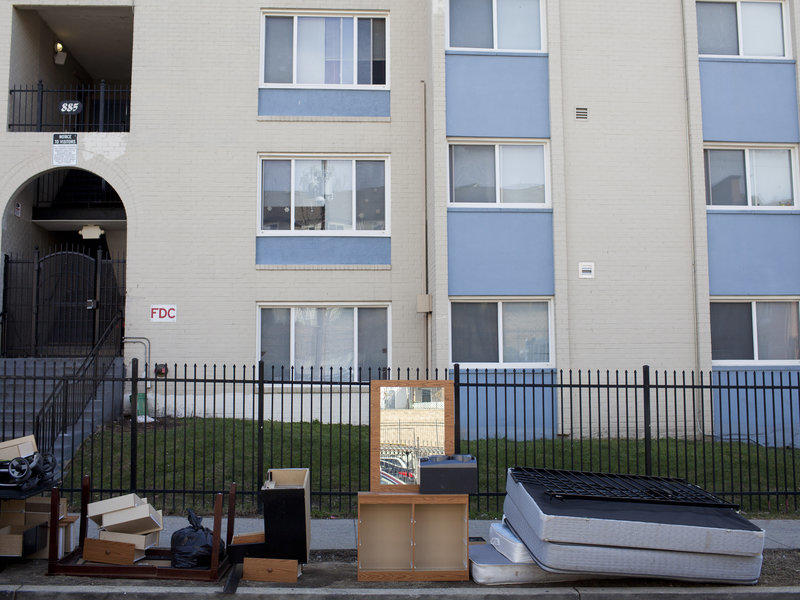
8, 80, 130, 133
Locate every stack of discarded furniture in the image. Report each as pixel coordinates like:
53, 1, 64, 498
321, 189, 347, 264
48, 475, 231, 581
0, 494, 75, 559
228, 468, 310, 584
357, 380, 475, 582
83, 493, 163, 564
473, 467, 765, 585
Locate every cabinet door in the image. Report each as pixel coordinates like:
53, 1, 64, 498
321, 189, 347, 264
413, 503, 467, 571
358, 503, 413, 571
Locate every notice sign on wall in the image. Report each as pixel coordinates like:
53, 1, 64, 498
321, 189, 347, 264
150, 305, 177, 322
52, 133, 77, 166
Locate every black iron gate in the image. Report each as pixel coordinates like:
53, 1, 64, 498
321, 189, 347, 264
1, 246, 125, 357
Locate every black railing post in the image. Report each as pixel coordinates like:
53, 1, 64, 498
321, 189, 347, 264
31, 249, 40, 356
1, 253, 8, 356
36, 80, 43, 132
257, 361, 265, 502
98, 80, 106, 132
643, 364, 652, 476
130, 357, 138, 493
453, 363, 461, 455
93, 247, 102, 345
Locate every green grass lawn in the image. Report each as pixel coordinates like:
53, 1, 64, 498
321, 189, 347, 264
62, 416, 800, 518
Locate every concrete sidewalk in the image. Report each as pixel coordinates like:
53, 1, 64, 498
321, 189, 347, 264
1, 584, 799, 599
81, 516, 800, 550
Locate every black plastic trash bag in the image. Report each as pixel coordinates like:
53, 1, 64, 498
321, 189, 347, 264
170, 509, 224, 568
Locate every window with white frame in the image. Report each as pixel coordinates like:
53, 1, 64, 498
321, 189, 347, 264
704, 148, 795, 207
449, 143, 548, 205
449, 0, 544, 51
710, 301, 800, 362
259, 305, 389, 373
696, 1, 788, 58
262, 14, 387, 86
450, 300, 551, 365
260, 157, 387, 233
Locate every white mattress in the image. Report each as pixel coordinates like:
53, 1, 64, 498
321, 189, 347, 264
504, 494, 762, 584
470, 544, 585, 585
489, 521, 534, 563
505, 469, 764, 556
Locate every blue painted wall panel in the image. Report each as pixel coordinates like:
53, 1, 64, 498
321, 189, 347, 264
258, 89, 390, 117
707, 212, 800, 295
699, 59, 800, 143
711, 369, 800, 447
447, 209, 554, 295
446, 53, 550, 138
454, 369, 558, 440
256, 236, 390, 265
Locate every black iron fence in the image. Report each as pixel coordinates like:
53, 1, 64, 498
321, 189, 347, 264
1, 363, 797, 516
8, 80, 131, 133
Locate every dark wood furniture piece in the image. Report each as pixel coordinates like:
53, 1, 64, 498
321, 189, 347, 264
47, 475, 231, 582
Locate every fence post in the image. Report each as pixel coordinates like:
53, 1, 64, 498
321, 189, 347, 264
36, 80, 43, 132
1, 254, 8, 356
642, 364, 652, 476
453, 363, 461, 455
130, 358, 138, 493
93, 248, 102, 346
98, 80, 106, 132
257, 361, 265, 496
31, 249, 40, 357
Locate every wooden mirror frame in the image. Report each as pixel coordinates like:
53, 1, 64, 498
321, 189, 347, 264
369, 379, 455, 493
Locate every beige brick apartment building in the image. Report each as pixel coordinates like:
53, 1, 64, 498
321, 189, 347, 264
0, 0, 798, 381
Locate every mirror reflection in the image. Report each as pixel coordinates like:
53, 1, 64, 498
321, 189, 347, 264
379, 386, 445, 486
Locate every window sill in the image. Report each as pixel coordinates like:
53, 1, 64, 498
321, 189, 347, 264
256, 264, 391, 271
699, 55, 794, 64
259, 84, 389, 91
447, 204, 552, 213
712, 361, 800, 368
257, 231, 390, 237
451, 363, 555, 370
706, 206, 800, 214
446, 49, 547, 57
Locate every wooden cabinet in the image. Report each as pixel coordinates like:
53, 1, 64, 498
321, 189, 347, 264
357, 492, 468, 581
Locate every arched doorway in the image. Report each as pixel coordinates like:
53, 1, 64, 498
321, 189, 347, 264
1, 168, 126, 357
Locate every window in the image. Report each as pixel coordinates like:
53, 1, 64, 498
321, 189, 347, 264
259, 305, 389, 373
449, 143, 548, 205
697, 1, 787, 58
710, 301, 800, 362
449, 0, 544, 51
262, 14, 387, 86
260, 157, 388, 233
704, 148, 795, 207
450, 300, 551, 365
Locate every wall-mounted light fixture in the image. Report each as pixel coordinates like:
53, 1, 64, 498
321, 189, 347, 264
78, 224, 104, 240
54, 41, 67, 65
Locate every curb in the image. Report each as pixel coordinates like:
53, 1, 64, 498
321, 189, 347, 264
2, 585, 800, 600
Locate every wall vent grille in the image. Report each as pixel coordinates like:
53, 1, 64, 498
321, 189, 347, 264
575, 107, 589, 120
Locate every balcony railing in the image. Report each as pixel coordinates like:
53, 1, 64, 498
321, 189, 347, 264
8, 80, 130, 132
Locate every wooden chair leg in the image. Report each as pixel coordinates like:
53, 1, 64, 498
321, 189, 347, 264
210, 493, 222, 572
78, 474, 90, 550
48, 486, 60, 569
226, 482, 236, 547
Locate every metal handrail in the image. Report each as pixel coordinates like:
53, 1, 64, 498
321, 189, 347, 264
33, 312, 123, 453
